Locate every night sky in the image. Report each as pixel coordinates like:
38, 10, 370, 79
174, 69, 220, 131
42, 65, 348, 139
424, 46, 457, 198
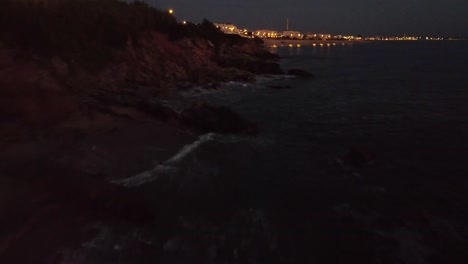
150, 0, 468, 36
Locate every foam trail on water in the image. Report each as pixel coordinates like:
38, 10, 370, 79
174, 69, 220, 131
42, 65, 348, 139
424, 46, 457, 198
166, 133, 215, 164
256, 74, 288, 83
112, 133, 216, 187
111, 165, 176, 188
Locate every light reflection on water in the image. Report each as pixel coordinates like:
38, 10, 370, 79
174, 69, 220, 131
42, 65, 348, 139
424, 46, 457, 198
270, 42, 345, 57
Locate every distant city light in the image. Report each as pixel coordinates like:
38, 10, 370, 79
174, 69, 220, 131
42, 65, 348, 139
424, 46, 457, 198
211, 21, 450, 42
168, 9, 174, 14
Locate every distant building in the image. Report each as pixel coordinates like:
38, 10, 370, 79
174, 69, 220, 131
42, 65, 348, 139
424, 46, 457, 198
282, 31, 303, 39
214, 23, 250, 37
304, 33, 332, 40
254, 30, 280, 38
317, 34, 331, 40
305, 33, 321, 39
214, 23, 241, 34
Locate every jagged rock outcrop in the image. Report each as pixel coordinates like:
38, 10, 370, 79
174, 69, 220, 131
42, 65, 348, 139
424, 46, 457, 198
287, 68, 314, 78
181, 101, 258, 135
0, 48, 79, 125
0, 31, 280, 127
137, 101, 180, 125
217, 40, 284, 75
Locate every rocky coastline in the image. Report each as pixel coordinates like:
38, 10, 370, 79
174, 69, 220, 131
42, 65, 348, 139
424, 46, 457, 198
0, 1, 294, 262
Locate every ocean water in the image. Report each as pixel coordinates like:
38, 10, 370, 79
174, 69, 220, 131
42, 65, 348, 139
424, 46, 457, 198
176, 41, 468, 196
74, 41, 468, 263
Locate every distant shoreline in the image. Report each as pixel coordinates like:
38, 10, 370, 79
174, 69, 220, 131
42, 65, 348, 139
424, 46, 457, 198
262, 39, 362, 47
262, 38, 465, 47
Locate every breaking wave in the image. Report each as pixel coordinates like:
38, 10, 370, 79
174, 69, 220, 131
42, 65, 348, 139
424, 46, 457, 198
111, 133, 216, 187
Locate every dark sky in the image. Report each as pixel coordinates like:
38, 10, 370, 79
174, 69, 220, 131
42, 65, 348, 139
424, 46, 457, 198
150, 0, 467, 36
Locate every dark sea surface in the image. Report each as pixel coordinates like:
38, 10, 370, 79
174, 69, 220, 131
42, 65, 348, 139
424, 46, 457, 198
72, 41, 468, 263
176, 41, 468, 203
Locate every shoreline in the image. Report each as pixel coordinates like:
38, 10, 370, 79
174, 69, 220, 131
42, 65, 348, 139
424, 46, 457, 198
0, 38, 280, 263
262, 38, 465, 48
0, 1, 292, 261
262, 38, 363, 47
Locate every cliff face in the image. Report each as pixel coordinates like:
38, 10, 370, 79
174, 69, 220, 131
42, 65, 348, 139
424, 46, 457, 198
0, 47, 78, 125
0, 3, 285, 262
1, 0, 282, 128
98, 32, 281, 88
0, 27, 283, 260
0, 31, 280, 127
109, 33, 219, 86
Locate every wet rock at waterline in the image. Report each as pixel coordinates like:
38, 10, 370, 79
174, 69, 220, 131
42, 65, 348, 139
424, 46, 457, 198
181, 101, 258, 135
287, 69, 315, 78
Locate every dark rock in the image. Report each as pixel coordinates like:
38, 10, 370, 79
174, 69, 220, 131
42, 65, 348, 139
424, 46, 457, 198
206, 82, 222, 90
237, 75, 255, 83
217, 68, 255, 83
287, 69, 314, 78
232, 71, 256, 83
181, 101, 258, 135
267, 85, 292, 89
345, 147, 375, 167
137, 102, 180, 125
248, 61, 284, 75
258, 51, 281, 60
218, 57, 284, 75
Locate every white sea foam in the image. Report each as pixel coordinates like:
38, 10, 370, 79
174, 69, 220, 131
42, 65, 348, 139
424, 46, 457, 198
166, 133, 215, 164
256, 74, 295, 84
111, 165, 176, 187
226, 81, 253, 87
111, 133, 216, 187
256, 74, 287, 82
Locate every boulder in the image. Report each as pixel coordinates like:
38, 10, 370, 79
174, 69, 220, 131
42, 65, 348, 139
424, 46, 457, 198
230, 69, 256, 83
181, 101, 257, 135
218, 57, 284, 75
137, 102, 180, 125
206, 82, 222, 90
287, 69, 314, 78
248, 61, 284, 75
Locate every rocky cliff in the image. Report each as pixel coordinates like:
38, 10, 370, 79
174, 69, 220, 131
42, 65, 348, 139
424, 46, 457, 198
0, 1, 285, 262
0, 0, 282, 127
1, 33, 280, 126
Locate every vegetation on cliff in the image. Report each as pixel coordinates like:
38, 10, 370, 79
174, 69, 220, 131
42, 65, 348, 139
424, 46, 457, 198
1, 1, 190, 67
0, 0, 257, 70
